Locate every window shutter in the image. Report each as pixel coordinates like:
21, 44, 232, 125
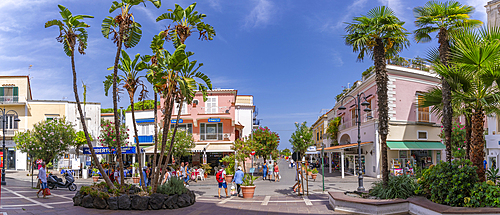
13, 87, 18, 102
200, 123, 205, 140
218, 123, 223, 140
0, 87, 3, 102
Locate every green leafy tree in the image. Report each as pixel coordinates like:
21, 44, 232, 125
73, 131, 93, 157
439, 122, 466, 159
344, 6, 410, 185
158, 130, 195, 166
44, 5, 116, 187
281, 148, 292, 157
101, 0, 161, 185
253, 126, 280, 160
234, 137, 256, 173
326, 117, 342, 146
98, 120, 128, 149
15, 118, 76, 164
126, 100, 160, 111
413, 1, 482, 163
289, 122, 313, 160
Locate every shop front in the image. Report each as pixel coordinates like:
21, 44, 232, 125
387, 141, 444, 176
191, 142, 234, 173
2, 140, 17, 170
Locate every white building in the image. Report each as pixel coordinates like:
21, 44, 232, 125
235, 95, 256, 139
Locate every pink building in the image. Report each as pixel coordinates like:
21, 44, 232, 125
158, 89, 251, 168
324, 64, 445, 178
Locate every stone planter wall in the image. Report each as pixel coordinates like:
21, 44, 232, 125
73, 190, 196, 210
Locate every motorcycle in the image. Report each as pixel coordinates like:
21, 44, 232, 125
47, 172, 77, 191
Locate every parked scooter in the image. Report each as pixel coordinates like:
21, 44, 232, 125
47, 172, 77, 191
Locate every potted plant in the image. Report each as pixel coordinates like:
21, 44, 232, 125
241, 175, 258, 198
306, 167, 312, 176
311, 168, 318, 180
92, 168, 99, 182
220, 156, 235, 183
132, 162, 140, 183
201, 163, 212, 179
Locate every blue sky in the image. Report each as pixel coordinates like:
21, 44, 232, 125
0, 0, 489, 150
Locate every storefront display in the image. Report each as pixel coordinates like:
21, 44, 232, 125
390, 158, 415, 176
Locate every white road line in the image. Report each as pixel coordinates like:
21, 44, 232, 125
261, 196, 271, 205
50, 193, 73, 200
303, 196, 313, 206
46, 201, 73, 205
2, 187, 53, 209
217, 196, 234, 204
1, 197, 23, 199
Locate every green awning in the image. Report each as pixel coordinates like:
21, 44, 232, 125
386, 141, 445, 150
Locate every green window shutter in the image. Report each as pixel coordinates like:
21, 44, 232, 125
13, 87, 18, 102
0, 87, 4, 102
200, 123, 205, 140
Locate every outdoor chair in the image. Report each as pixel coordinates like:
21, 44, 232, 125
196, 169, 205, 181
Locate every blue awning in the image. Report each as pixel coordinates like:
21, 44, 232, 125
136, 118, 155, 123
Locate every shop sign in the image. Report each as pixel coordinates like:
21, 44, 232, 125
171, 119, 183, 123
307, 146, 317, 152
83, 146, 143, 155
208, 118, 220, 122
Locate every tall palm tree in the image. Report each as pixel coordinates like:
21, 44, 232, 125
344, 6, 410, 185
413, 0, 482, 162
433, 27, 500, 181
45, 5, 115, 188
101, 0, 161, 185
110, 50, 147, 189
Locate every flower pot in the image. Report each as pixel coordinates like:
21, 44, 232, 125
307, 171, 312, 176
204, 173, 208, 179
225, 175, 234, 183
132, 177, 140, 184
311, 174, 317, 180
92, 176, 99, 182
241, 186, 256, 198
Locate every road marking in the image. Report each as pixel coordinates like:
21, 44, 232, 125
1, 196, 23, 199
50, 193, 73, 200
261, 196, 271, 205
3, 187, 53, 208
46, 201, 73, 205
217, 196, 234, 204
303, 196, 313, 206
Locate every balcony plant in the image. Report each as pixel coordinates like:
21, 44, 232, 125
241, 174, 258, 198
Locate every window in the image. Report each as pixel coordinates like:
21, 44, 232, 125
417, 131, 428, 140
200, 123, 223, 140
351, 108, 357, 126
2, 115, 18, 129
138, 124, 154, 135
417, 94, 429, 122
0, 87, 19, 103
367, 99, 373, 118
316, 132, 319, 141
170, 123, 192, 134
320, 130, 323, 140
205, 96, 218, 114
174, 101, 188, 115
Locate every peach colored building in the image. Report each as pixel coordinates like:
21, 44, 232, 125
323, 64, 445, 178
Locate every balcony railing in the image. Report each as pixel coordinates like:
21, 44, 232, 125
0, 96, 19, 103
418, 111, 430, 122
199, 133, 231, 141
200, 106, 231, 114
0, 130, 16, 136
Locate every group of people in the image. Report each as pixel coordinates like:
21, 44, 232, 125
262, 160, 280, 182
216, 165, 245, 199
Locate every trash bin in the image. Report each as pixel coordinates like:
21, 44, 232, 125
82, 168, 88, 179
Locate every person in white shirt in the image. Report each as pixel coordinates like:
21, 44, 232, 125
217, 165, 228, 199
37, 162, 48, 199
114, 167, 121, 185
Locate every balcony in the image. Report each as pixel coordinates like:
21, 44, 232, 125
0, 96, 19, 104
199, 133, 231, 141
199, 106, 231, 114
0, 130, 17, 136
418, 111, 430, 123
134, 135, 153, 144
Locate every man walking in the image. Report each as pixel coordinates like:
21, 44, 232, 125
232, 166, 244, 197
268, 161, 274, 181
216, 165, 228, 199
37, 162, 48, 199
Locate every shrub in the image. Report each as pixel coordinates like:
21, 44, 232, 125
157, 177, 187, 195
465, 182, 500, 207
369, 175, 417, 199
80, 186, 91, 195
242, 175, 259, 186
312, 168, 318, 174
415, 160, 478, 207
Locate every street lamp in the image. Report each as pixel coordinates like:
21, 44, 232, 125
1, 108, 21, 185
338, 92, 371, 192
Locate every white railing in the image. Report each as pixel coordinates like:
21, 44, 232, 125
1, 130, 16, 136
200, 106, 231, 114
0, 96, 19, 103
199, 133, 231, 141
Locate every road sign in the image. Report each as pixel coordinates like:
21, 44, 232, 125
251, 151, 255, 156
249, 168, 255, 173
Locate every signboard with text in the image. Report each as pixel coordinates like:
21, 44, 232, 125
208, 118, 220, 122
171, 119, 183, 123
83, 146, 143, 155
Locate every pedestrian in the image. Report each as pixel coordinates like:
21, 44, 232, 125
146, 164, 151, 186
162, 167, 172, 184
184, 162, 190, 186
290, 159, 294, 168
262, 160, 267, 180
114, 166, 121, 185
176, 166, 181, 178
274, 161, 280, 182
292, 163, 302, 193
37, 162, 48, 199
268, 161, 274, 181
180, 162, 186, 184
216, 165, 228, 199
232, 166, 244, 197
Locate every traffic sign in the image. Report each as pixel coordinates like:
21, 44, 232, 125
250, 151, 255, 156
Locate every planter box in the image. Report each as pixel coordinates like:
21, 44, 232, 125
132, 177, 140, 184
92, 176, 99, 182
241, 186, 256, 199
311, 174, 317, 180
225, 175, 233, 184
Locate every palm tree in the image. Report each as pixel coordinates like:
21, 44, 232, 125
344, 6, 410, 185
110, 50, 148, 189
433, 27, 500, 181
101, 0, 161, 185
156, 3, 215, 48
413, 0, 482, 162
45, 5, 116, 188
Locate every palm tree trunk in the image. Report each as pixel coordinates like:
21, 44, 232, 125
113, 23, 126, 185
152, 92, 175, 192
151, 90, 159, 185
374, 38, 389, 186
438, 28, 453, 163
71, 51, 114, 188
130, 96, 146, 190
465, 113, 472, 160
160, 98, 184, 183
472, 108, 486, 181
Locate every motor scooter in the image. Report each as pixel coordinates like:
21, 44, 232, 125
47, 172, 77, 191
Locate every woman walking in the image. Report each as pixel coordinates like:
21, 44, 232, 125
274, 161, 280, 182
262, 160, 267, 180
37, 162, 48, 199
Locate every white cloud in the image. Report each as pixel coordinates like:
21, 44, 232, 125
465, 0, 489, 22
378, 0, 406, 21
316, 0, 368, 32
208, 0, 222, 12
244, 0, 274, 28
332, 51, 344, 67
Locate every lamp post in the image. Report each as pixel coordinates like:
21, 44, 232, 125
337, 92, 371, 192
1, 108, 21, 185
321, 142, 325, 192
